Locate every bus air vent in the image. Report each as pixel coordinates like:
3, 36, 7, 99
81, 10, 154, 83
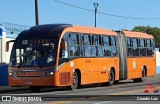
60, 72, 70, 85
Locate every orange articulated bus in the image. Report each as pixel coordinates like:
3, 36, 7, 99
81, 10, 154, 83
6, 24, 156, 92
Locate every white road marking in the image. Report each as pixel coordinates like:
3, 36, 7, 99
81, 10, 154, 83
94, 101, 113, 104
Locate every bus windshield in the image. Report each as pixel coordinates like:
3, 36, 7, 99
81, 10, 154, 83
10, 36, 59, 68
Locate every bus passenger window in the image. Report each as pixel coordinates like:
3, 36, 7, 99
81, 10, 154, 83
103, 36, 109, 46
63, 33, 69, 44
70, 46, 75, 57
128, 48, 133, 56
127, 38, 133, 56
97, 36, 103, 56
147, 39, 152, 56
99, 36, 102, 45
75, 46, 80, 56
70, 33, 79, 45
111, 36, 116, 46
91, 35, 98, 56
151, 39, 155, 55
83, 35, 91, 45
109, 36, 112, 46
140, 39, 146, 56
93, 35, 99, 45
61, 33, 69, 58
127, 38, 132, 47
91, 46, 96, 56
112, 47, 118, 56
83, 34, 92, 57
132, 38, 139, 56
84, 46, 91, 57
111, 36, 117, 56
140, 39, 144, 47
69, 33, 81, 57
103, 36, 112, 56
104, 47, 112, 56
97, 46, 103, 56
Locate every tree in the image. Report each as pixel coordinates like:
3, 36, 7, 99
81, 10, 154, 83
132, 26, 160, 47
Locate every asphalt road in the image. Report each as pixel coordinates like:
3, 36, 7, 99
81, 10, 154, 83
0, 74, 160, 104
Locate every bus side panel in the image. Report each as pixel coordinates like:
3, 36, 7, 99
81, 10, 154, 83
133, 58, 144, 78
150, 53, 156, 76
127, 56, 156, 79
56, 61, 73, 86
80, 58, 119, 84
145, 55, 156, 77
58, 58, 119, 86
81, 58, 109, 84
127, 58, 134, 79
136, 57, 156, 77
127, 58, 143, 79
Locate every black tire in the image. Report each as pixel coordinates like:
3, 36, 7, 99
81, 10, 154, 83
108, 69, 115, 86
133, 78, 139, 82
70, 71, 78, 90
29, 86, 40, 92
115, 80, 119, 84
133, 68, 146, 82
140, 68, 146, 82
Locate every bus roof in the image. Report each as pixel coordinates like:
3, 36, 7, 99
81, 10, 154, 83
123, 31, 154, 39
62, 26, 117, 36
16, 24, 73, 39
29, 24, 72, 34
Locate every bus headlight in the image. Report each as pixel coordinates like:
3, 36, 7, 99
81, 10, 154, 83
9, 72, 12, 76
50, 72, 54, 75
9, 71, 16, 77
45, 72, 54, 76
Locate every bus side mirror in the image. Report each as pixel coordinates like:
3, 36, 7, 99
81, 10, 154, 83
6, 40, 15, 52
6, 42, 9, 52
60, 41, 67, 50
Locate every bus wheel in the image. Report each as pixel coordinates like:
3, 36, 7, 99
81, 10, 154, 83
70, 71, 78, 90
115, 80, 119, 84
141, 68, 146, 82
29, 86, 40, 92
108, 69, 115, 86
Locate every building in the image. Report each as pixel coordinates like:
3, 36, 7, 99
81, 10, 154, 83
0, 26, 17, 64
0, 25, 17, 85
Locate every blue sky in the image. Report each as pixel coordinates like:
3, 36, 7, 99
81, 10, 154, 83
0, 0, 160, 30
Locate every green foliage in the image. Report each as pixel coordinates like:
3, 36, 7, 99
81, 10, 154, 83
132, 26, 160, 47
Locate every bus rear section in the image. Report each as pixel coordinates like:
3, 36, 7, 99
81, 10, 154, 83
117, 31, 156, 82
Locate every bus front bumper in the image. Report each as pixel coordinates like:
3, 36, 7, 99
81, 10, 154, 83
9, 76, 56, 87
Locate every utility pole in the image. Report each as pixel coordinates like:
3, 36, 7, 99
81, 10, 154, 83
94, 3, 98, 28
35, 0, 39, 25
